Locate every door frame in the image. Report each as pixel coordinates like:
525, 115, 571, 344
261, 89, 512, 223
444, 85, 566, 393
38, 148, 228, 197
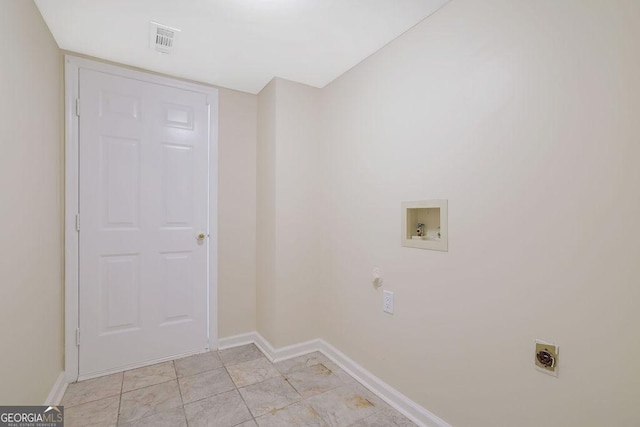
64, 55, 219, 382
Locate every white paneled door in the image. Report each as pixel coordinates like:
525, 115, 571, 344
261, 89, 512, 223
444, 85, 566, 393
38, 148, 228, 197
78, 69, 209, 377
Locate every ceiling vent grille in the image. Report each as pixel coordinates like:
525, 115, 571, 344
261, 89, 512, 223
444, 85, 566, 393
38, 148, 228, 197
150, 22, 180, 54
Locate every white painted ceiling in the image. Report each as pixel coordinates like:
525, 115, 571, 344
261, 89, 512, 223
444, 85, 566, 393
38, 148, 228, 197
35, 0, 448, 94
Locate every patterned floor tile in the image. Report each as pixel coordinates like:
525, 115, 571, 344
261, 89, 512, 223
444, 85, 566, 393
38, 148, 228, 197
285, 364, 343, 398
255, 401, 328, 427
305, 385, 381, 427
122, 361, 176, 392
62, 372, 123, 408
174, 351, 223, 378
219, 344, 265, 366
118, 380, 182, 424
184, 389, 253, 427
178, 367, 236, 404
118, 406, 187, 427
238, 376, 301, 417
274, 352, 330, 375
227, 357, 281, 388
64, 395, 119, 427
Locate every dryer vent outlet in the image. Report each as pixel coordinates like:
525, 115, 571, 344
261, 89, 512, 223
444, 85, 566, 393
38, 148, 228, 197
150, 21, 180, 54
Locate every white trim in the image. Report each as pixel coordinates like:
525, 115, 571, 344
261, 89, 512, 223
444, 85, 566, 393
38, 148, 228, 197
218, 333, 320, 363
207, 89, 220, 351
219, 333, 450, 427
254, 334, 322, 364
44, 372, 68, 406
64, 56, 80, 384
317, 340, 450, 427
64, 55, 219, 382
217, 332, 259, 350
66, 55, 222, 97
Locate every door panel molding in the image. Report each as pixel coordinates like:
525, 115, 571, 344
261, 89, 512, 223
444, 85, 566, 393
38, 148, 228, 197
64, 55, 219, 383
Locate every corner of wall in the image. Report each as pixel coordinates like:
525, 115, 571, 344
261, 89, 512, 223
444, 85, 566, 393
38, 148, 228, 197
0, 0, 64, 404
217, 87, 259, 338
255, 78, 324, 348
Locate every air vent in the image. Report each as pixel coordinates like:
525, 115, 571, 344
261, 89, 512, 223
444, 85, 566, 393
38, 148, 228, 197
149, 21, 181, 54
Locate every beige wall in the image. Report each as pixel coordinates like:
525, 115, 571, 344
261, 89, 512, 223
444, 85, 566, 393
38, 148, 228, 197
256, 79, 278, 343
5, 1, 638, 423
256, 78, 322, 347
318, 0, 640, 425
0, 1, 64, 404
217, 87, 258, 337
0, 7, 258, 402
272, 79, 322, 346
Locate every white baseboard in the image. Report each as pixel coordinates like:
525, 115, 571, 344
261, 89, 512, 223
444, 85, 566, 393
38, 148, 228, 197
44, 372, 68, 406
218, 332, 318, 363
254, 335, 322, 363
316, 340, 450, 427
218, 332, 450, 427
217, 332, 259, 350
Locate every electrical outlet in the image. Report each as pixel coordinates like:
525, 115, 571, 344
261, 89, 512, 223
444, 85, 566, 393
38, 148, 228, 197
383, 290, 394, 314
535, 339, 559, 376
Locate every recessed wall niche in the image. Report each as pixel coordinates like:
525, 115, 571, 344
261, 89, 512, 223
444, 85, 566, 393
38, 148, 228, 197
401, 200, 448, 251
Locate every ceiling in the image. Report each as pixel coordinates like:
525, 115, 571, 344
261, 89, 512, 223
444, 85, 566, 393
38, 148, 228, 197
35, 0, 448, 94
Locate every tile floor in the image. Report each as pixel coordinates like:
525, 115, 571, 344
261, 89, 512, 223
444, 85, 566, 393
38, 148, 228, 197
61, 344, 416, 427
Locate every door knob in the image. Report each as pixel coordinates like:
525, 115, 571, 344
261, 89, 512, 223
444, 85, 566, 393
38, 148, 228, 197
197, 232, 206, 242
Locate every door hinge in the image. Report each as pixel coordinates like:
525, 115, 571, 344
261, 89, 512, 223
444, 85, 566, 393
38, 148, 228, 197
76, 328, 80, 346
75, 98, 80, 117
75, 213, 80, 232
